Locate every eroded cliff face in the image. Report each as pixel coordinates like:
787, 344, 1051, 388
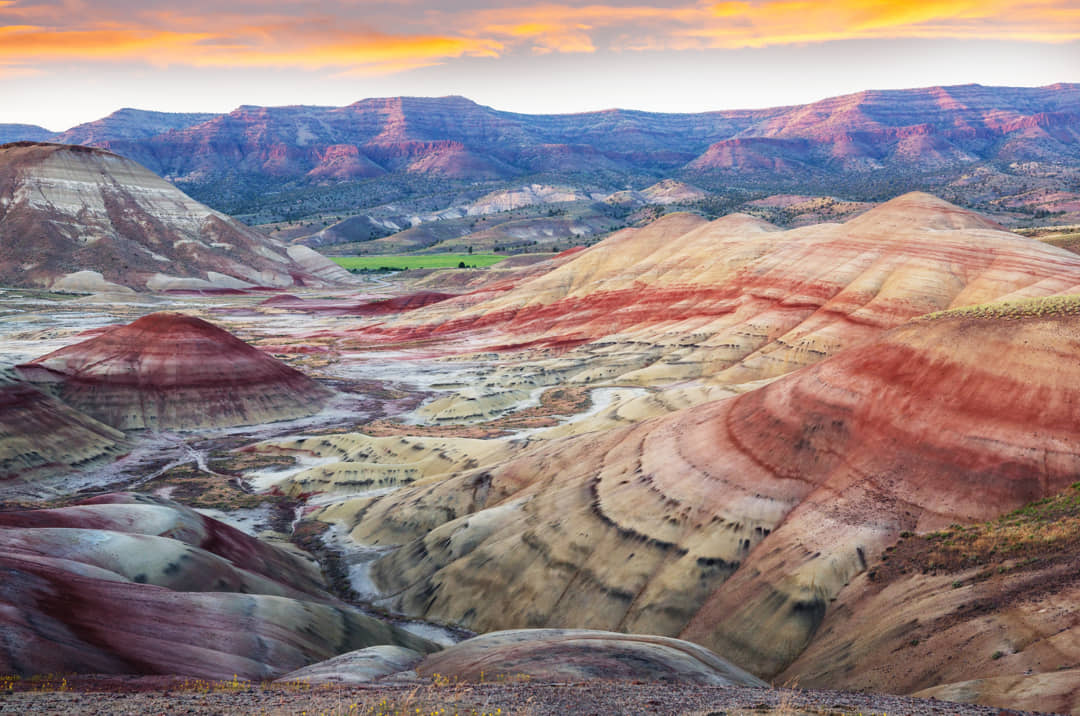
0, 142, 350, 291
29, 85, 1080, 185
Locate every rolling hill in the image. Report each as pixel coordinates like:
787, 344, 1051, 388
264, 193, 1080, 712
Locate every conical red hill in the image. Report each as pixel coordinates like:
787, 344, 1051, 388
16, 312, 333, 430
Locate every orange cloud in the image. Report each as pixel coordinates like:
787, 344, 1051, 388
463, 3, 702, 53
481, 19, 597, 53
0, 25, 215, 60
456, 0, 1079, 55
184, 30, 503, 71
0, 15, 501, 73
0, 0, 1075, 75
695, 0, 1080, 46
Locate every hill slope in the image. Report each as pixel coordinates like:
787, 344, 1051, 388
0, 142, 351, 291
281, 195, 1080, 712
308, 297, 1080, 713
349, 192, 1080, 387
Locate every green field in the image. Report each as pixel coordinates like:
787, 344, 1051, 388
330, 253, 506, 271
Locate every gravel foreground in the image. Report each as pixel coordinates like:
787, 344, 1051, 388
0, 680, 1042, 716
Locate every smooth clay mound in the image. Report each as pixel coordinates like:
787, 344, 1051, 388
0, 493, 437, 680
0, 371, 126, 482
349, 193, 1080, 390
16, 312, 334, 430
320, 299, 1080, 696
415, 629, 767, 687
276, 628, 769, 687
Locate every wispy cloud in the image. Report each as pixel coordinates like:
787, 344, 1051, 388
478, 21, 597, 54
461, 3, 703, 54
0, 6, 501, 74
692, 0, 1080, 47
0, 0, 1076, 76
0, 63, 42, 79
0, 25, 216, 62
452, 0, 1080, 55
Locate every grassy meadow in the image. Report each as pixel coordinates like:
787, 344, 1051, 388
331, 253, 506, 271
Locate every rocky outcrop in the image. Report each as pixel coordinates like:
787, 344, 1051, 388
17, 312, 334, 430
0, 142, 350, 291
50, 270, 135, 294
466, 184, 595, 215
606, 179, 710, 206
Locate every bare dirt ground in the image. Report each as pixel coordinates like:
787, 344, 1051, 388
0, 679, 1040, 716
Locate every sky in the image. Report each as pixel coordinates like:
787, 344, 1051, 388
1, 0, 1078, 130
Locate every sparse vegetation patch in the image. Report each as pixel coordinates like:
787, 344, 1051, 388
873, 482, 1080, 584
919, 294, 1080, 322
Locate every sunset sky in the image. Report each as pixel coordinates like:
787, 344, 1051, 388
2, 0, 1079, 130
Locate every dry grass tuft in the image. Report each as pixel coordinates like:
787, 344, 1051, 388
871, 482, 1080, 584
919, 294, 1080, 322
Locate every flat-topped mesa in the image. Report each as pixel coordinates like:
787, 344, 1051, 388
15, 312, 334, 430
0, 141, 351, 291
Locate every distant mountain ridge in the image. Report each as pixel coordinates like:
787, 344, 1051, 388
54, 108, 218, 145
0, 124, 54, 144
2, 83, 1078, 221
